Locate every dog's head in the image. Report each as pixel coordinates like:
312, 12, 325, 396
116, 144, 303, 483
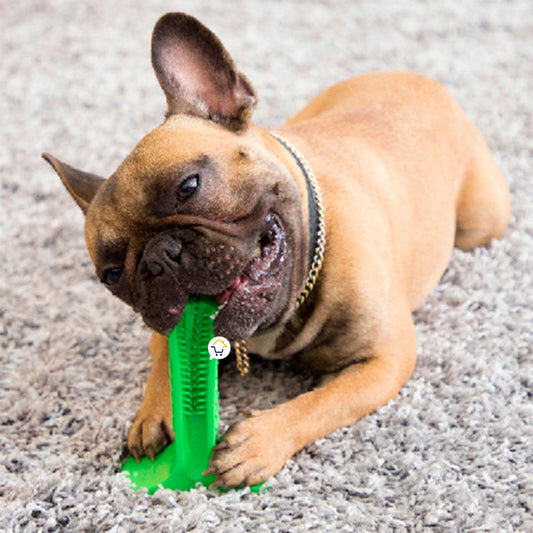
44, 13, 308, 340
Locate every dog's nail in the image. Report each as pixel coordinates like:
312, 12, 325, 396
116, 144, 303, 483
209, 480, 224, 490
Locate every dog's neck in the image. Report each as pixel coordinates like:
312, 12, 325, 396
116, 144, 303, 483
235, 132, 326, 373
269, 132, 326, 309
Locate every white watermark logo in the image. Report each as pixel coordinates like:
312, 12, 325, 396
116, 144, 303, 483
208, 337, 231, 360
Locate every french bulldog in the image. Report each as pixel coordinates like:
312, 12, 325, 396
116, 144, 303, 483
43, 12, 510, 489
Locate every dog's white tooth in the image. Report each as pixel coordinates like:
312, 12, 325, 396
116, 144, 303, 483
218, 299, 230, 313
251, 245, 262, 259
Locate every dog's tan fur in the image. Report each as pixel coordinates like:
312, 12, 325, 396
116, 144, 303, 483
44, 13, 510, 489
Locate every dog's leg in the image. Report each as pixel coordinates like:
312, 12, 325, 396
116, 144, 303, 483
127, 332, 173, 461
455, 127, 511, 251
207, 306, 417, 488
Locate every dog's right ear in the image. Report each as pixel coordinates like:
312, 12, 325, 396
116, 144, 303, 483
151, 12, 257, 132
42, 153, 105, 215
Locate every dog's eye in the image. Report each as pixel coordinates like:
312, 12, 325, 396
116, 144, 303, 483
102, 267, 122, 286
178, 174, 199, 201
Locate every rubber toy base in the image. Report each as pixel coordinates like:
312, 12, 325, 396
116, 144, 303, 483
122, 444, 263, 494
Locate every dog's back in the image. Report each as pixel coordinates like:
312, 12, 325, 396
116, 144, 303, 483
281, 70, 510, 308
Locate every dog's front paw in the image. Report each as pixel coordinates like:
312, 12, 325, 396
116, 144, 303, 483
205, 407, 294, 489
127, 399, 174, 462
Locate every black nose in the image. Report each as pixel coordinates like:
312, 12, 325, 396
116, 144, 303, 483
143, 236, 183, 277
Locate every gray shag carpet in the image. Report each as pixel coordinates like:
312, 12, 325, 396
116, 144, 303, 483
1, 1, 532, 531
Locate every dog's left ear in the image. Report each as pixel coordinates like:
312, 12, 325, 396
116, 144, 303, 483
151, 12, 257, 132
42, 153, 105, 215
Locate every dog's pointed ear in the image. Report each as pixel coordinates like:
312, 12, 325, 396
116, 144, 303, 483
42, 153, 105, 215
151, 12, 257, 132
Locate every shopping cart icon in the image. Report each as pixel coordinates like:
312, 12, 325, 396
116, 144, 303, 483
208, 337, 231, 359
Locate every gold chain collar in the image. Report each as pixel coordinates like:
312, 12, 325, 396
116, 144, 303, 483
270, 132, 327, 309
235, 132, 326, 376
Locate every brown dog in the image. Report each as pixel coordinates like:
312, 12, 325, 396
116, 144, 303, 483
43, 13, 510, 489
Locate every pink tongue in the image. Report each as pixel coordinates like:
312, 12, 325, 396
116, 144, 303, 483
168, 307, 181, 315
215, 277, 242, 305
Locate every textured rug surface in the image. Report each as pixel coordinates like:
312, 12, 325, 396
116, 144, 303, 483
1, 1, 532, 531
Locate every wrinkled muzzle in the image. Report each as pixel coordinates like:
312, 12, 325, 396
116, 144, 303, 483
133, 208, 291, 341
135, 226, 253, 335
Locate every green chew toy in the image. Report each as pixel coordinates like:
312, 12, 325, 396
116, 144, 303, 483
122, 295, 262, 493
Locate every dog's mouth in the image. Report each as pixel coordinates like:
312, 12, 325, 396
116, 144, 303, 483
137, 211, 290, 339
215, 213, 285, 304
210, 212, 287, 338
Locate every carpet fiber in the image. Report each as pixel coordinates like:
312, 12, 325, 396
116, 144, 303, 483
1, 1, 532, 531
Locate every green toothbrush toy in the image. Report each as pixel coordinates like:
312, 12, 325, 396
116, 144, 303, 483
122, 295, 262, 493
